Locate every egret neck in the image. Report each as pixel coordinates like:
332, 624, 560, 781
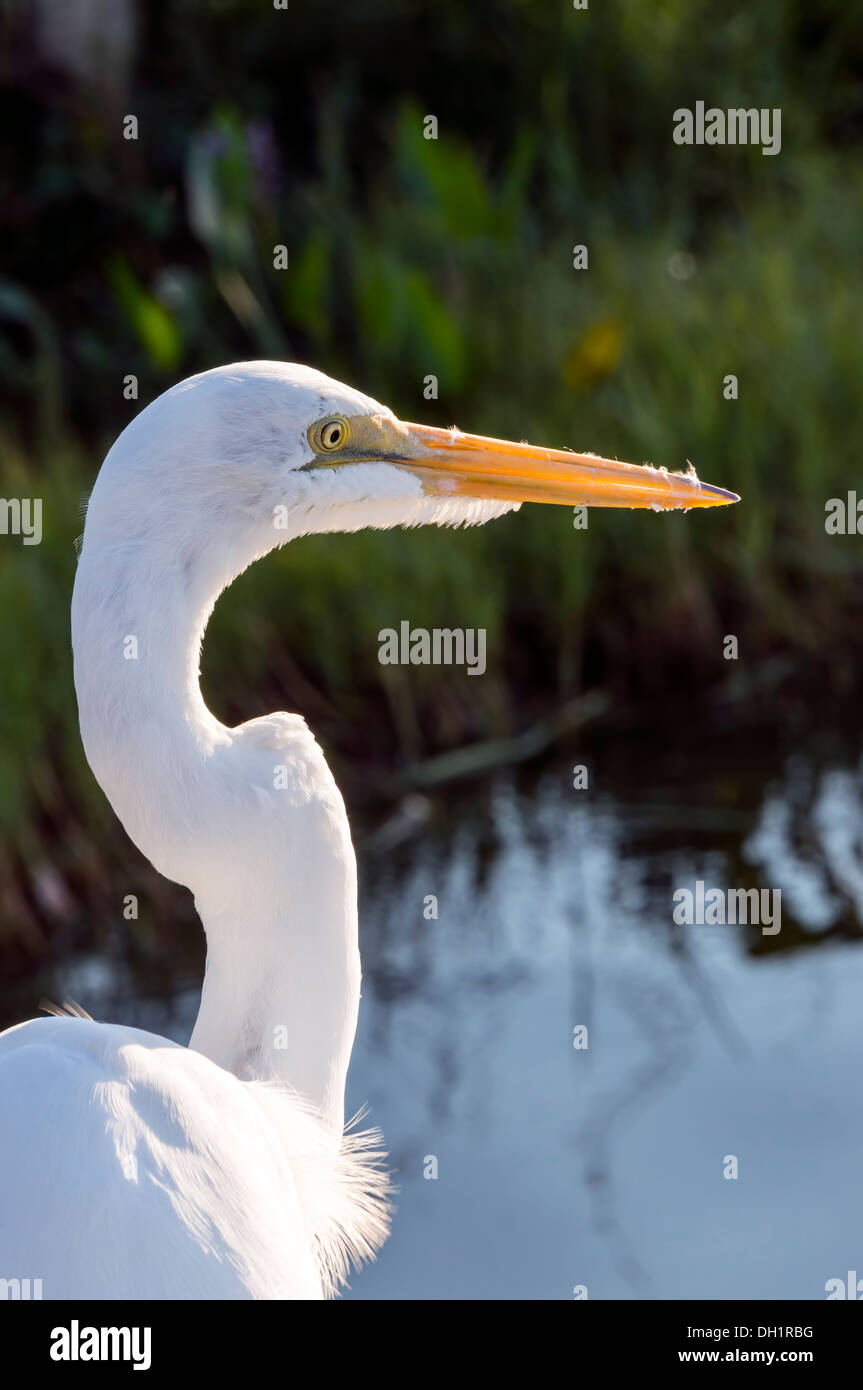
71, 505, 359, 1138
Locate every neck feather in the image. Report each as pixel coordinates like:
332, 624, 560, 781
71, 520, 359, 1134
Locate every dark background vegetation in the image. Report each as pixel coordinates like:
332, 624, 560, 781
1, 0, 862, 969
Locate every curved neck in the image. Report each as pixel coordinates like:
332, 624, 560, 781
71, 522, 359, 1135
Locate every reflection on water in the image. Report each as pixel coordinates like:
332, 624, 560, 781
3, 733, 863, 1300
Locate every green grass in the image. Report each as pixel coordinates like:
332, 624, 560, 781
2, 1, 863, 955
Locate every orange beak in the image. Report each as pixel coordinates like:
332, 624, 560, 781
395, 422, 738, 510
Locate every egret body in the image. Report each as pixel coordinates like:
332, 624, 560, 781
0, 362, 736, 1298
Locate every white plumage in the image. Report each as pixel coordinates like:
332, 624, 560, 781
0, 362, 736, 1299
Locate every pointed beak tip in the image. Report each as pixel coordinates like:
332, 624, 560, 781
704, 484, 741, 507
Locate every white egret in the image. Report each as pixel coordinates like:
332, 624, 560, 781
0, 362, 737, 1299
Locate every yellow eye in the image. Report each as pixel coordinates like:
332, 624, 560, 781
315, 417, 349, 452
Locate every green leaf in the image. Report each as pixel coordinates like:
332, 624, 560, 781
107, 260, 183, 369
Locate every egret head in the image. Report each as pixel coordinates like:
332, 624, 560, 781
85, 360, 737, 579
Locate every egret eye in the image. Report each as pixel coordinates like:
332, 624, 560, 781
316, 418, 349, 452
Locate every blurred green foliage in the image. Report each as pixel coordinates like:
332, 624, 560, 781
1, 0, 862, 957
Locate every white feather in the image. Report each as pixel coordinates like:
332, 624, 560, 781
0, 362, 516, 1299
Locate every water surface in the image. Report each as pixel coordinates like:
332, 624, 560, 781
3, 727, 862, 1300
